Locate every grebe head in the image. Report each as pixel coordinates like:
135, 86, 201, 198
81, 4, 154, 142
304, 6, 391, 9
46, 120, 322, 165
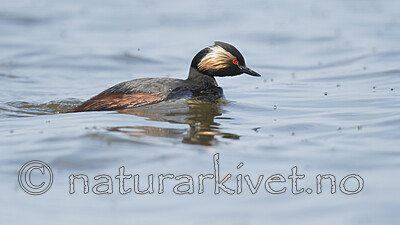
190, 41, 261, 77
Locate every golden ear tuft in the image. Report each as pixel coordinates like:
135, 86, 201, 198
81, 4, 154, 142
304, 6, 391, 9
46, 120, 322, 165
198, 46, 236, 71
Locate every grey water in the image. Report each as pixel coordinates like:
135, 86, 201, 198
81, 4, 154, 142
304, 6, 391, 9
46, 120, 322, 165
1, 0, 399, 224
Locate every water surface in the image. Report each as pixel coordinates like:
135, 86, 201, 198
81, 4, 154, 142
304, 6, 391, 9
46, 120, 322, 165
1, 0, 399, 224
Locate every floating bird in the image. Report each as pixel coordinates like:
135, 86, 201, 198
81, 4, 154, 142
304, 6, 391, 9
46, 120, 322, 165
71, 41, 260, 112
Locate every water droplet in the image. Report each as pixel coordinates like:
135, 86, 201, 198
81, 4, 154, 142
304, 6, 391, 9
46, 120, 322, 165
273, 105, 277, 110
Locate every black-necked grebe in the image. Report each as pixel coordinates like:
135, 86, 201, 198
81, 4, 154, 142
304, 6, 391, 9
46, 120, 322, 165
71, 41, 260, 112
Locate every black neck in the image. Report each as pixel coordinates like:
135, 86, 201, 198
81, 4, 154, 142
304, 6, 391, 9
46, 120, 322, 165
187, 67, 218, 87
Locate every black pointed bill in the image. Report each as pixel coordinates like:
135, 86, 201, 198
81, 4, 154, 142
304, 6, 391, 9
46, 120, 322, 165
239, 65, 261, 77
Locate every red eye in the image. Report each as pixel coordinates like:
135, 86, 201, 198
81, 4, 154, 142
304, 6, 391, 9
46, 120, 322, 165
232, 59, 238, 65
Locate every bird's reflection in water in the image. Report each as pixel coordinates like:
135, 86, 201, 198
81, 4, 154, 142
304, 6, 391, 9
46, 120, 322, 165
107, 100, 239, 145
